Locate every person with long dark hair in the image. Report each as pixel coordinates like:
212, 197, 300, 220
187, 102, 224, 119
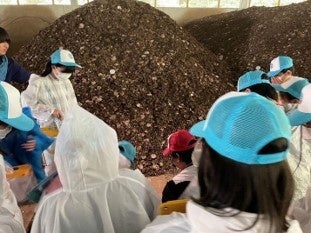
21, 48, 81, 129
142, 92, 302, 233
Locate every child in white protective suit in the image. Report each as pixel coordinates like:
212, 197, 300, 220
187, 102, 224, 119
141, 92, 302, 233
287, 84, 311, 233
0, 155, 25, 233
271, 77, 310, 201
118, 140, 136, 169
30, 105, 160, 233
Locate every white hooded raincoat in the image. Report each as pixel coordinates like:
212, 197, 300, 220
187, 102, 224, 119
30, 106, 160, 233
0, 155, 25, 233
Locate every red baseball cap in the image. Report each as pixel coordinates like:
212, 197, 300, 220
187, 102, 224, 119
163, 129, 197, 156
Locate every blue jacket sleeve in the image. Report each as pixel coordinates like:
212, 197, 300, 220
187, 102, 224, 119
22, 107, 55, 151
5, 57, 30, 83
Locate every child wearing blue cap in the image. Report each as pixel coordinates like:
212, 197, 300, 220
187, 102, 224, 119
142, 92, 302, 233
0, 82, 54, 182
21, 48, 81, 129
267, 55, 309, 114
285, 84, 311, 202
267, 55, 294, 83
237, 70, 278, 102
118, 140, 136, 169
272, 76, 309, 115
286, 83, 311, 233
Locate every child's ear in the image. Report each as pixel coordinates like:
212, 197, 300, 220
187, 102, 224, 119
285, 70, 292, 75
292, 99, 300, 104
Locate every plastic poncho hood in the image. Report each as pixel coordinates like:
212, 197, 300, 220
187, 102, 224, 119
31, 106, 160, 233
54, 106, 119, 191
0, 155, 25, 233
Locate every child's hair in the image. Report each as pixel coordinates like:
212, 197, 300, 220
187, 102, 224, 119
240, 83, 278, 101
171, 148, 194, 166
194, 138, 294, 233
278, 91, 299, 103
0, 27, 10, 44
278, 67, 295, 76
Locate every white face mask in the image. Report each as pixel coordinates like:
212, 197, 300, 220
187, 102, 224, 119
283, 103, 298, 115
57, 72, 72, 80
302, 126, 311, 140
52, 67, 72, 80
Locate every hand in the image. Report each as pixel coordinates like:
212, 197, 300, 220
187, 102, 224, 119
270, 72, 291, 84
270, 76, 284, 84
21, 136, 36, 152
52, 109, 64, 120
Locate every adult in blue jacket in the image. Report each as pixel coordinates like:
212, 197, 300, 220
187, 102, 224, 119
0, 27, 30, 83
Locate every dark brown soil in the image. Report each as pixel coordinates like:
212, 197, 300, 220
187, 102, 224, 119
184, 1, 311, 82
13, 0, 234, 176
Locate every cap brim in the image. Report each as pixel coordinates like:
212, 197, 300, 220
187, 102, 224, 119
271, 84, 286, 92
267, 70, 281, 78
189, 120, 207, 138
162, 148, 171, 156
59, 62, 82, 68
1, 114, 34, 131
288, 110, 311, 126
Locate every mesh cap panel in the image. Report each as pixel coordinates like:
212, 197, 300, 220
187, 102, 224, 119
190, 92, 291, 165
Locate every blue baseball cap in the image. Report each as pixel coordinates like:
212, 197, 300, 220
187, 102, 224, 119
190, 92, 291, 165
51, 49, 81, 68
272, 77, 309, 99
237, 70, 270, 91
118, 140, 136, 163
267, 56, 293, 78
0, 82, 34, 131
288, 84, 311, 126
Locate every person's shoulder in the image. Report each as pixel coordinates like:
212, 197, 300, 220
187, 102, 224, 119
120, 168, 144, 177
286, 219, 303, 233
141, 212, 190, 233
37, 188, 63, 208
6, 56, 14, 63
28, 73, 42, 84
7, 57, 20, 67
119, 168, 148, 183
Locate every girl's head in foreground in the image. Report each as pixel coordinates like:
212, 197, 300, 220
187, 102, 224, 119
190, 92, 294, 233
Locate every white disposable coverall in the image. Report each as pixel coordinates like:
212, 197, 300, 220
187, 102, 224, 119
287, 126, 311, 200
30, 106, 160, 233
141, 200, 302, 233
0, 155, 25, 233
